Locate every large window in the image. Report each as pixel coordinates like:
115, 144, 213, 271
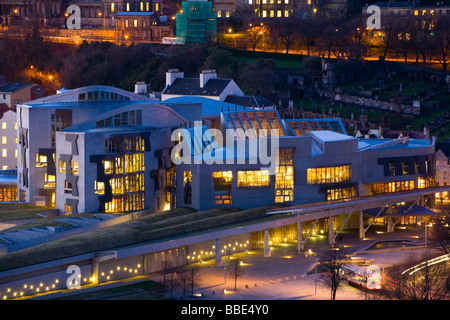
307, 165, 351, 184
327, 187, 356, 201
237, 170, 269, 187
371, 180, 416, 194
213, 171, 232, 205
275, 148, 294, 203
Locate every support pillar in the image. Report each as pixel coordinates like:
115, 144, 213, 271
329, 215, 335, 245
387, 206, 394, 232
264, 229, 271, 257
359, 211, 365, 240
297, 220, 304, 252
91, 258, 99, 285
215, 239, 222, 267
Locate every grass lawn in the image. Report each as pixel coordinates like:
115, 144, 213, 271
0, 203, 53, 222
234, 56, 302, 69
54, 279, 164, 300
0, 205, 284, 272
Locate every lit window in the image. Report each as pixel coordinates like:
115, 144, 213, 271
2, 122, 6, 129
270, 10, 274, 17
36, 153, 48, 167
237, 170, 269, 187
275, 148, 294, 203
14, 122, 17, 130
307, 165, 351, 184
277, 10, 282, 17
103, 160, 112, 174
217, 10, 221, 18
225, 11, 230, 17
44, 173, 55, 188
126, 3, 130, 11
327, 187, 356, 201
284, 10, 289, 17
1, 136, 6, 144
94, 180, 105, 195
15, 149, 17, 158
140, 2, 143, 11
111, 3, 114, 12
213, 171, 232, 205
146, 2, 149, 11
71, 160, 79, 175
249, 0, 252, 4
284, 0, 289, 3
65, 204, 72, 215
134, 19, 138, 27
262, 10, 267, 17
2, 165, 7, 170
59, 159, 66, 173
2, 149, 6, 157
155, 2, 159, 11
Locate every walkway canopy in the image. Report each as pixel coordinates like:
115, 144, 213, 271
363, 205, 437, 218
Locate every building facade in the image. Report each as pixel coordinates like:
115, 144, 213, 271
176, 0, 217, 43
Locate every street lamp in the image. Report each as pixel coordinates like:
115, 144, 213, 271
98, 12, 105, 29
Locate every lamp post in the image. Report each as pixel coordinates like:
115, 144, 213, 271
98, 12, 105, 29
223, 246, 229, 284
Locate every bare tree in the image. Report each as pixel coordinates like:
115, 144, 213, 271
375, 254, 450, 300
245, 24, 268, 52
176, 266, 190, 300
429, 204, 450, 256
228, 258, 245, 291
187, 264, 202, 297
317, 247, 349, 300
431, 15, 450, 71
278, 19, 299, 54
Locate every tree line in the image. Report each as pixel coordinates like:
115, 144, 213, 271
224, 14, 450, 70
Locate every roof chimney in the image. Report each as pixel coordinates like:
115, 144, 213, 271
134, 81, 148, 94
166, 69, 184, 87
0, 76, 5, 86
200, 70, 217, 88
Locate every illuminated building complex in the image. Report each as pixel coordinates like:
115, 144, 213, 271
16, 79, 437, 214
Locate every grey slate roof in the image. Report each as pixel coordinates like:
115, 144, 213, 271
162, 78, 232, 97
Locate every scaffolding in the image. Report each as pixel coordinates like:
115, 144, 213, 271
176, 0, 217, 43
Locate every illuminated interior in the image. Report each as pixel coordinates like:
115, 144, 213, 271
223, 110, 286, 139
213, 171, 232, 205
285, 119, 346, 136
275, 148, 294, 203
237, 170, 269, 187
307, 165, 351, 184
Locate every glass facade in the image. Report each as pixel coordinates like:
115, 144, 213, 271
275, 148, 294, 203
213, 171, 232, 205
237, 170, 269, 187
307, 165, 351, 184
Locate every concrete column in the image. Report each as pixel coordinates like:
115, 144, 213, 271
297, 220, 304, 252
264, 229, 271, 257
387, 206, 394, 232
215, 239, 222, 267
329, 215, 335, 245
91, 258, 99, 285
359, 211, 365, 240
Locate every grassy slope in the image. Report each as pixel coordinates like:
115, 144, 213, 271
0, 205, 282, 272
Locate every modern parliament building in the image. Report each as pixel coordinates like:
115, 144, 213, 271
16, 82, 437, 216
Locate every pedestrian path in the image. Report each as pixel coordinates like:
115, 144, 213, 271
182, 226, 433, 300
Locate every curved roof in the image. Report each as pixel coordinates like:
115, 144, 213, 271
24, 85, 155, 106
164, 96, 251, 116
